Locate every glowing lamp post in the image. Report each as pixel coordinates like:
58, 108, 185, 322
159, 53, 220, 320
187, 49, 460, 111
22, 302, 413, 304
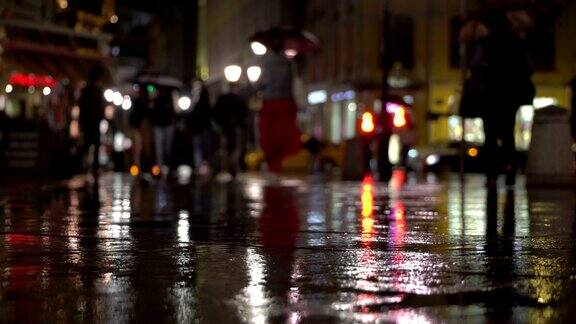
250, 41, 267, 56
247, 66, 262, 83
224, 65, 242, 83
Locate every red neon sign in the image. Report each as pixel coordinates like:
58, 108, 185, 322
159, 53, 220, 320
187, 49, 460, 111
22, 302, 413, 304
9, 72, 57, 88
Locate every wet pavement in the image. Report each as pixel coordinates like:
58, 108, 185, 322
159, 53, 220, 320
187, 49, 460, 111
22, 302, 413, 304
1, 172, 576, 323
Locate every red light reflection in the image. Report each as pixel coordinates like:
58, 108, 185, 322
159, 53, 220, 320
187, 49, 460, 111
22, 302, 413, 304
360, 176, 375, 245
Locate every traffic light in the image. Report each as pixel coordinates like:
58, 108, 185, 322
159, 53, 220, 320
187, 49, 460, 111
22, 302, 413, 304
361, 112, 376, 134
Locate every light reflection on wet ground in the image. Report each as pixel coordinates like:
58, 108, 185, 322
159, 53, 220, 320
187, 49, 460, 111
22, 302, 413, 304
1, 172, 576, 323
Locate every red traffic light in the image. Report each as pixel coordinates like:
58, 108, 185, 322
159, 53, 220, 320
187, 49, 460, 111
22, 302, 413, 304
393, 106, 407, 128
361, 112, 375, 134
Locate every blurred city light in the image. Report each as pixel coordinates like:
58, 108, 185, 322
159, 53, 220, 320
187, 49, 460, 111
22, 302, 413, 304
360, 175, 375, 240
533, 97, 558, 109
114, 133, 125, 152
284, 49, 298, 58
178, 96, 192, 110
113, 91, 123, 106
519, 105, 534, 122
104, 105, 115, 119
114, 132, 131, 152
393, 107, 407, 128
42, 86, 51, 96
177, 165, 193, 184
361, 112, 375, 134
104, 89, 114, 102
331, 90, 355, 102
426, 154, 440, 166
224, 65, 242, 82
71, 106, 80, 119
386, 102, 402, 113
467, 147, 479, 157
69, 120, 79, 138
247, 66, 262, 82
407, 149, 418, 159
122, 96, 132, 110
99, 120, 109, 134
146, 84, 155, 94
250, 41, 267, 55
28, 86, 35, 94
110, 15, 119, 24
129, 165, 140, 177
151, 165, 161, 176
347, 102, 357, 112
5, 84, 13, 93
388, 134, 401, 165
58, 0, 68, 9
403, 95, 414, 105
307, 90, 327, 105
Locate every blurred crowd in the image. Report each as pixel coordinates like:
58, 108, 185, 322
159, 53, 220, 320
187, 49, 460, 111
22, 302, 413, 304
79, 67, 251, 181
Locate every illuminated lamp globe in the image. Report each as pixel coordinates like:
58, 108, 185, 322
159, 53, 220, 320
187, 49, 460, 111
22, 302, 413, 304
250, 41, 267, 56
224, 65, 242, 83
178, 96, 192, 111
247, 66, 262, 83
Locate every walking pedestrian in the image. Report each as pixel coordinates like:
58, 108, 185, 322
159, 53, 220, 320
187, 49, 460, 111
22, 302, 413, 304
213, 84, 248, 177
187, 80, 213, 175
150, 87, 176, 174
129, 86, 150, 173
78, 65, 106, 178
258, 39, 301, 175
466, 7, 534, 186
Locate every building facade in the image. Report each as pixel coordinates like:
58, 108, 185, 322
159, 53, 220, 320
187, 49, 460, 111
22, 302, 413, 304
199, 0, 575, 147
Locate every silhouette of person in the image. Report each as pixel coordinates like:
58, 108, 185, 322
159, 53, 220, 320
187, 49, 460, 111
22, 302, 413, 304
79, 66, 106, 177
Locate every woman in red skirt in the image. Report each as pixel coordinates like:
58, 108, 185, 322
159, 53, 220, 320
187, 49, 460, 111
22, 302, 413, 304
259, 41, 301, 174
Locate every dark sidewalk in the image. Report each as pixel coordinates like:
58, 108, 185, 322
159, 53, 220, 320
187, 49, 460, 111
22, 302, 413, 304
1, 172, 576, 323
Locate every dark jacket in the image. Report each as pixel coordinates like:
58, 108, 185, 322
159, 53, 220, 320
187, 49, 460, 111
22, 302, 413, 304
150, 92, 175, 127
212, 93, 248, 132
79, 83, 104, 136
187, 87, 211, 134
129, 97, 148, 128
476, 11, 534, 109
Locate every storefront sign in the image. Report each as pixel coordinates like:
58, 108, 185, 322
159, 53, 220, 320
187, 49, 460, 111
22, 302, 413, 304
9, 72, 57, 88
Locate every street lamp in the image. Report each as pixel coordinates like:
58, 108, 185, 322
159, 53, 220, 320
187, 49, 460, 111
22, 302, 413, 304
121, 95, 132, 110
250, 41, 267, 56
224, 65, 242, 83
247, 66, 262, 83
104, 89, 114, 102
112, 91, 123, 106
178, 96, 192, 110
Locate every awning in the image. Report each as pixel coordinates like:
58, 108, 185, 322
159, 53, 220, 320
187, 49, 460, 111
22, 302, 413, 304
0, 20, 111, 85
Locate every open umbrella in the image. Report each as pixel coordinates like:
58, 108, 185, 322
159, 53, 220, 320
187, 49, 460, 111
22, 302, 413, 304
459, 8, 533, 42
249, 27, 321, 55
459, 19, 490, 42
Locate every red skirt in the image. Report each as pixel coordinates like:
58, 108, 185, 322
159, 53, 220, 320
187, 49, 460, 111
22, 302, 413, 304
259, 98, 301, 172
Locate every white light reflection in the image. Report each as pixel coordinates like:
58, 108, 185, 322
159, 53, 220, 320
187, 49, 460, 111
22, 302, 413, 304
178, 210, 190, 243
235, 248, 267, 324
100, 174, 133, 245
